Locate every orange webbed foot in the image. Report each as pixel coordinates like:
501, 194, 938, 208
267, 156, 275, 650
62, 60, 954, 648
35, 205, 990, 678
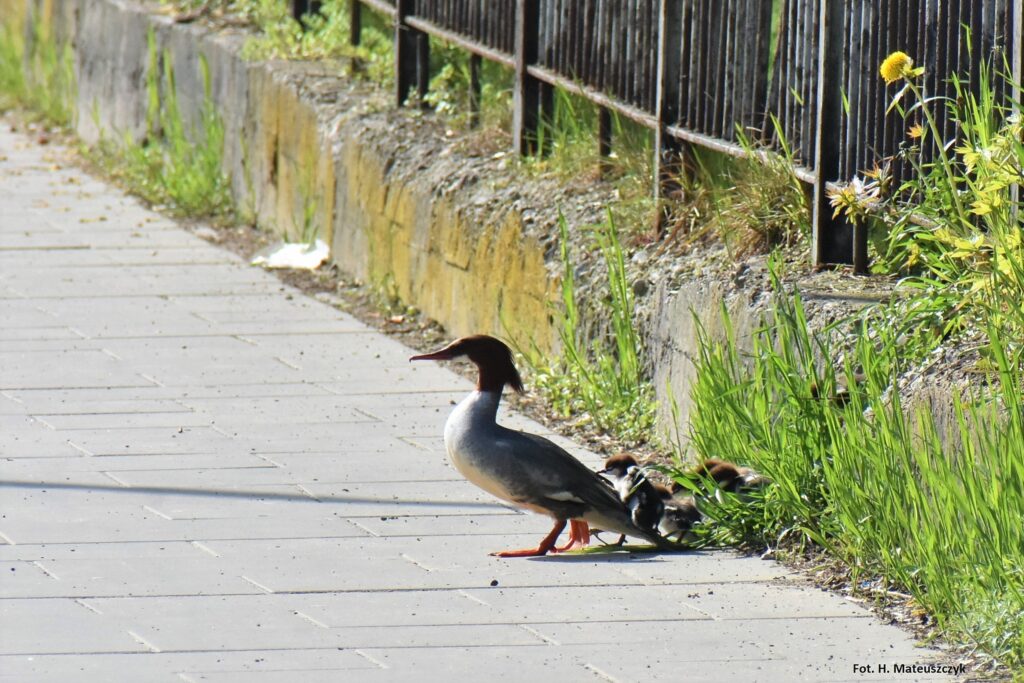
491, 519, 566, 558
491, 547, 552, 558
553, 520, 591, 553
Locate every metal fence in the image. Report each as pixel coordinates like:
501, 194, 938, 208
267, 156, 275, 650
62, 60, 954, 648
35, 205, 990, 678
294, 0, 1023, 271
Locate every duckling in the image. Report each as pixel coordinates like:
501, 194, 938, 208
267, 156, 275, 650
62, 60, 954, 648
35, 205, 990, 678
673, 458, 770, 501
652, 483, 702, 543
597, 453, 664, 545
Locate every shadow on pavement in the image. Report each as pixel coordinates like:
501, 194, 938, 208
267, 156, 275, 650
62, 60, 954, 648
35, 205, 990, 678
0, 478, 509, 509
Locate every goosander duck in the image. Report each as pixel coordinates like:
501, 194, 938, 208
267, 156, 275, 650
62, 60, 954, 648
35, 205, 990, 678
598, 454, 664, 545
410, 335, 670, 556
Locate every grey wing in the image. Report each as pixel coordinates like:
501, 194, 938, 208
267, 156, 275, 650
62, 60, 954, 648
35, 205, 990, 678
507, 431, 659, 540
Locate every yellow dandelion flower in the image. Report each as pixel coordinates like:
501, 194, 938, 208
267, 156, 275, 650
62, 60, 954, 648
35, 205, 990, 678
907, 123, 925, 139
880, 51, 914, 84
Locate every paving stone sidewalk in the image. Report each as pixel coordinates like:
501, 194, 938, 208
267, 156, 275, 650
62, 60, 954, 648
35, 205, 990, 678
0, 123, 953, 682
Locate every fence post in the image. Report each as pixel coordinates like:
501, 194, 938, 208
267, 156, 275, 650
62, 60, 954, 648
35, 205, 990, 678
469, 54, 482, 128
395, 0, 429, 107
598, 107, 613, 170
349, 0, 362, 46
1012, 0, 1023, 100
811, 0, 860, 271
416, 31, 430, 105
654, 0, 686, 234
513, 0, 543, 155
291, 0, 323, 24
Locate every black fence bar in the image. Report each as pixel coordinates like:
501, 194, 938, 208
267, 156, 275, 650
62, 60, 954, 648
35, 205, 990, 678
349, 0, 362, 46
811, 0, 854, 269
514, 0, 546, 155
598, 106, 612, 161
291, 0, 323, 23
395, 0, 429, 106
469, 54, 482, 127
654, 0, 684, 231
351, 0, 1020, 270
405, 15, 515, 67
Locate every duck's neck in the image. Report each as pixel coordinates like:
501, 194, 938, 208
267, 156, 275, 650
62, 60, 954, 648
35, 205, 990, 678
448, 390, 502, 434
477, 367, 510, 393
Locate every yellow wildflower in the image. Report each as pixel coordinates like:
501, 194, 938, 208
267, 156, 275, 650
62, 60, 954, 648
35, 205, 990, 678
907, 123, 925, 139
827, 177, 879, 222
827, 184, 858, 219
880, 51, 914, 84
906, 242, 921, 268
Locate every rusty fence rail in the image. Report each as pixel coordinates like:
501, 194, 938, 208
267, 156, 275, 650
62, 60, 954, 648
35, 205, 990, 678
292, 0, 1023, 271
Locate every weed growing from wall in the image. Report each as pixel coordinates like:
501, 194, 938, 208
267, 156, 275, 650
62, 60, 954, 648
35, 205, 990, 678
0, 17, 75, 125
90, 29, 232, 220
0, 21, 26, 110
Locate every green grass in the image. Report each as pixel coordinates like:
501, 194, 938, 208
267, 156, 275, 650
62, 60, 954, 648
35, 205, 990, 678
681, 260, 1024, 669
2, 13, 231, 220
0, 17, 75, 125
512, 211, 657, 446
698, 118, 810, 256
89, 29, 232, 220
526, 89, 657, 240
0, 21, 26, 110
423, 38, 513, 132
165, 0, 395, 84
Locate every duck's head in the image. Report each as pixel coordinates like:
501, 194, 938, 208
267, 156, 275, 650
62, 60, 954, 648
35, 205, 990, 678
598, 453, 640, 478
410, 335, 524, 394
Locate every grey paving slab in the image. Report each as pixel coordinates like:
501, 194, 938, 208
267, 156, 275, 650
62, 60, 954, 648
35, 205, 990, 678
0, 301, 61, 327
177, 394, 449, 425
0, 348, 152, 390
31, 410, 208, 431
1, 383, 330, 414
1, 555, 259, 599
0, 456, 273, 480
82, 594, 344, 652
0, 539, 230, 562
0, 327, 82, 348
0, 598, 147, 656
51, 425, 239, 457
0, 121, 956, 681
0, 649, 377, 683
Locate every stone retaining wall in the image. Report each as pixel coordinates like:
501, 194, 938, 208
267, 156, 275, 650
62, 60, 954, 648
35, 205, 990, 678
35, 0, 560, 355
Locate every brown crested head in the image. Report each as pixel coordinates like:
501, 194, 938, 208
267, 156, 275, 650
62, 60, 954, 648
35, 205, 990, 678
409, 334, 524, 394
693, 458, 742, 489
598, 453, 639, 475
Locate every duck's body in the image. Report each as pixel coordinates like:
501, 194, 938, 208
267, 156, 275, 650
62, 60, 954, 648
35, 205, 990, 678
412, 335, 671, 556
445, 392, 640, 533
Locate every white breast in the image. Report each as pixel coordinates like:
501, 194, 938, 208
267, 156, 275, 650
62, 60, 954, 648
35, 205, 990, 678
443, 391, 519, 504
